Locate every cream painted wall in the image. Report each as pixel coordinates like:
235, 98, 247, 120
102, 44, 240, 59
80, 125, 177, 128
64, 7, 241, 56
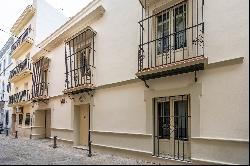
93, 82, 146, 134
204, 0, 249, 63
200, 64, 249, 140
49, 97, 73, 130
34, 0, 68, 45
10, 75, 32, 96
46, 44, 66, 97
91, 0, 141, 86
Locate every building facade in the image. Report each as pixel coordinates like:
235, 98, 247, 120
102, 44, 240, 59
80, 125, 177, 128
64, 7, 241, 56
6, 0, 249, 165
0, 37, 14, 133
7, 0, 68, 137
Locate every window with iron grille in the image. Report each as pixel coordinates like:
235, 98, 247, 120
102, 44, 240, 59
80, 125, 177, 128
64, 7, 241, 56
65, 27, 96, 90
32, 57, 48, 98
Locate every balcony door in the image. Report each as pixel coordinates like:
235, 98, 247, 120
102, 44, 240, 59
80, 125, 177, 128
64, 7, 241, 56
154, 95, 191, 161
156, 3, 188, 66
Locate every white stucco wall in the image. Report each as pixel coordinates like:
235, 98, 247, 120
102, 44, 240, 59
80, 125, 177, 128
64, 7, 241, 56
47, 44, 66, 97
200, 0, 249, 140
93, 82, 146, 134
92, 0, 141, 86
34, 0, 68, 45
204, 0, 249, 63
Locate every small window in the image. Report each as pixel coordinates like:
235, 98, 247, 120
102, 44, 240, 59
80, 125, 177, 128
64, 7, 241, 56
25, 113, 30, 126
18, 114, 23, 125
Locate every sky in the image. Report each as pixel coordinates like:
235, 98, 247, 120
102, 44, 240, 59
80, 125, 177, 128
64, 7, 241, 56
0, 0, 92, 48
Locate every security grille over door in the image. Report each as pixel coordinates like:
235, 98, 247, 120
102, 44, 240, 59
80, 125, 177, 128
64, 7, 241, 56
153, 95, 191, 161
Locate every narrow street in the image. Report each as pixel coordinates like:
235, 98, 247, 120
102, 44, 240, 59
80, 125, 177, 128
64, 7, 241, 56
0, 134, 157, 165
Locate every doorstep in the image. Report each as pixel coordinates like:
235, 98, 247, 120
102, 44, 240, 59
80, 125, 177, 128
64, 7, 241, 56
73, 145, 88, 151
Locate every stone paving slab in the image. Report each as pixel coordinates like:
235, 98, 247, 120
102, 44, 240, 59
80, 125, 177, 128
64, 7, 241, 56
0, 134, 158, 165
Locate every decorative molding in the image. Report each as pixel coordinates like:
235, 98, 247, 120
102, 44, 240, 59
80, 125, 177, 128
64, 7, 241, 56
49, 137, 73, 143
51, 128, 74, 131
206, 57, 244, 69
92, 143, 152, 155
91, 130, 152, 137
191, 158, 237, 165
191, 137, 249, 143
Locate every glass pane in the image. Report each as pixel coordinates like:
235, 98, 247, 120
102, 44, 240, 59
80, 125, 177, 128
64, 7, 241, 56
158, 102, 170, 139
157, 12, 170, 54
174, 100, 188, 140
175, 4, 187, 50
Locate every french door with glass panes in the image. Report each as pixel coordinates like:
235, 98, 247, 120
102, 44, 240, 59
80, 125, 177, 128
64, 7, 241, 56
154, 95, 191, 161
156, 3, 188, 66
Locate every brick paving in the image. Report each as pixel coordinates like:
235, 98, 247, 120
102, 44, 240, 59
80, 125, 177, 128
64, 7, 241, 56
0, 134, 158, 165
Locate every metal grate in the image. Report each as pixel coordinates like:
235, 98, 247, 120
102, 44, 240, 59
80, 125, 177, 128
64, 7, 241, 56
9, 57, 32, 80
8, 90, 31, 105
64, 27, 96, 91
32, 57, 49, 99
138, 0, 205, 72
153, 95, 191, 161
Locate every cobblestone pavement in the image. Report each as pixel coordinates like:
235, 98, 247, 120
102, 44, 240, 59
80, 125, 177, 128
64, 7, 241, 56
0, 134, 158, 165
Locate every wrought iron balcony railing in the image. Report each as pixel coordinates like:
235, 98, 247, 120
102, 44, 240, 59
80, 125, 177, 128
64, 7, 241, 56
9, 58, 32, 81
137, 0, 207, 80
8, 89, 31, 106
10, 25, 32, 54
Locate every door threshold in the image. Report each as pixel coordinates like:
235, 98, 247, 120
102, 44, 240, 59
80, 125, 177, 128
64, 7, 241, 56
73, 145, 89, 150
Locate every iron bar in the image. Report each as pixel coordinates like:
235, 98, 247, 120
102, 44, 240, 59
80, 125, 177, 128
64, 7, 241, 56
64, 28, 95, 92
53, 136, 57, 148
138, 0, 204, 73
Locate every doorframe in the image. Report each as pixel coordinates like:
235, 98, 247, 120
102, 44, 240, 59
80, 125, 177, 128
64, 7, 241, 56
44, 109, 51, 138
153, 94, 191, 160
74, 104, 90, 147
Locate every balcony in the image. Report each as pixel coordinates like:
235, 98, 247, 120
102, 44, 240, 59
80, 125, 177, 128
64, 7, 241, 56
63, 27, 96, 95
136, 0, 208, 81
10, 25, 34, 60
8, 89, 31, 107
10, 5, 36, 36
9, 58, 32, 83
